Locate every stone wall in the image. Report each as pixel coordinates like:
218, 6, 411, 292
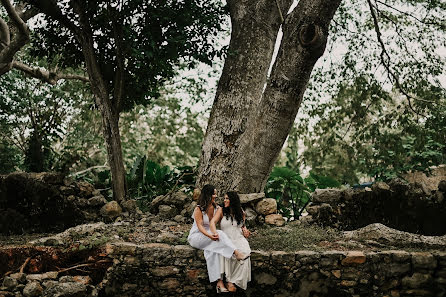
306, 178, 446, 236
0, 172, 108, 234
2, 244, 446, 296
101, 243, 446, 296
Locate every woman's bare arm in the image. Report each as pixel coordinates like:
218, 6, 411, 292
209, 207, 223, 236
194, 207, 218, 240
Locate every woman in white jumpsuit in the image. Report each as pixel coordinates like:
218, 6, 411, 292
187, 184, 248, 293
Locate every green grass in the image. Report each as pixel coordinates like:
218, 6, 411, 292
249, 224, 340, 252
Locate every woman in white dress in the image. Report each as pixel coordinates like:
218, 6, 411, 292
187, 185, 248, 293
210, 191, 252, 292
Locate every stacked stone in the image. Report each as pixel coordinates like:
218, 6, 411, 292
306, 178, 446, 235
150, 191, 285, 227
95, 242, 446, 296
0, 172, 109, 234
0, 272, 98, 297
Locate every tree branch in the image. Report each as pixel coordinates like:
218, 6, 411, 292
367, 0, 440, 115
12, 60, 89, 84
0, 0, 28, 35
111, 10, 125, 113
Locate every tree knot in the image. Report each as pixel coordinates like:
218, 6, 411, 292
298, 23, 325, 49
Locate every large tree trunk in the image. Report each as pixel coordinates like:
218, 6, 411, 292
197, 0, 342, 194
196, 0, 294, 191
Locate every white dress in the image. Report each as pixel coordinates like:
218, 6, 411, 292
219, 215, 251, 290
187, 206, 237, 282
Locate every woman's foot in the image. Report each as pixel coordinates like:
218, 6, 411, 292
234, 250, 250, 261
227, 282, 237, 292
216, 280, 228, 293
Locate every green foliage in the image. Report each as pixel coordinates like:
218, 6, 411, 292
290, 0, 446, 183
0, 69, 89, 172
265, 167, 341, 220
126, 157, 196, 210
29, 0, 227, 112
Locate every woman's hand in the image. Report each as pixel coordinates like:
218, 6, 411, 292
242, 226, 250, 238
209, 232, 219, 241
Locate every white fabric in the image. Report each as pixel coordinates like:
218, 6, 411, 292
219, 215, 252, 290
187, 206, 236, 282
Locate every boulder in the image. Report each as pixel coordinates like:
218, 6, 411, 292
23, 282, 43, 297
311, 189, 342, 204
100, 201, 122, 219
239, 193, 265, 204
255, 198, 277, 215
158, 205, 178, 219
43, 282, 87, 297
121, 199, 138, 214
265, 214, 285, 226
87, 195, 107, 206
77, 181, 95, 198
151, 191, 190, 211
244, 207, 257, 224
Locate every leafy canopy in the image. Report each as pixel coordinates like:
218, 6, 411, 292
28, 0, 226, 111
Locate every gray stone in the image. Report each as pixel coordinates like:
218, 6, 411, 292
311, 188, 342, 204
43, 282, 86, 297
2, 277, 18, 290
402, 273, 432, 288
412, 252, 437, 269
255, 198, 277, 215
88, 195, 107, 206
265, 214, 285, 226
23, 282, 43, 297
244, 207, 257, 224
121, 199, 138, 213
100, 201, 122, 218
239, 193, 265, 204
158, 205, 178, 219
26, 272, 58, 282
173, 215, 185, 223
9, 273, 26, 284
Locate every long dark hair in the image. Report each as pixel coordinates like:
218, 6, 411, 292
198, 184, 216, 211
223, 191, 244, 225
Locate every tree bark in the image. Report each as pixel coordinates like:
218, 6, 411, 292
196, 0, 294, 192
197, 0, 342, 194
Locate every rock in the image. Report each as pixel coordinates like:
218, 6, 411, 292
192, 188, 201, 201
341, 251, 366, 265
388, 178, 409, 193
10, 273, 26, 284
23, 282, 43, 297
100, 201, 122, 218
255, 198, 277, 215
173, 215, 185, 223
43, 282, 87, 297
77, 181, 95, 197
2, 277, 18, 290
412, 252, 437, 269
239, 193, 265, 204
73, 276, 92, 285
121, 199, 138, 214
26, 272, 58, 281
158, 205, 178, 219
402, 273, 432, 288
311, 189, 343, 204
343, 223, 446, 247
244, 207, 257, 224
152, 192, 189, 210
88, 195, 107, 206
439, 180, 446, 192
372, 182, 390, 192
265, 214, 285, 226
